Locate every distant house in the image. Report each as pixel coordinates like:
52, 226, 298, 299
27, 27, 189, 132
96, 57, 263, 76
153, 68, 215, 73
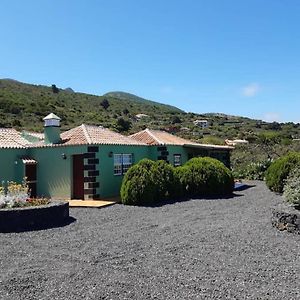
193, 120, 209, 128
225, 139, 249, 146
180, 127, 190, 132
135, 113, 149, 120
0, 114, 233, 200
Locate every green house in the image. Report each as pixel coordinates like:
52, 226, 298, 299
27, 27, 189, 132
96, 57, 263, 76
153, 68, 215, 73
0, 114, 233, 200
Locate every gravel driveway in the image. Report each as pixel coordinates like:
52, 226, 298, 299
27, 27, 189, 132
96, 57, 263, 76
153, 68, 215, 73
0, 181, 299, 300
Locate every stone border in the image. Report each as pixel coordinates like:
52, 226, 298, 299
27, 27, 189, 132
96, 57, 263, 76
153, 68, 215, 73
0, 201, 70, 233
272, 203, 300, 234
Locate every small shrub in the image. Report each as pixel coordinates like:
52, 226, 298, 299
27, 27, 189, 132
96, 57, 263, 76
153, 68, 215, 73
121, 157, 234, 205
153, 160, 177, 200
0, 180, 29, 208
233, 160, 272, 180
265, 152, 300, 193
120, 159, 158, 205
0, 180, 50, 209
178, 157, 234, 197
283, 168, 300, 206
121, 159, 179, 205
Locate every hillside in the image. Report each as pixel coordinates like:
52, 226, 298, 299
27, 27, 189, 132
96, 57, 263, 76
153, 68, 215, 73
0, 79, 299, 145
103, 91, 183, 113
0, 79, 182, 132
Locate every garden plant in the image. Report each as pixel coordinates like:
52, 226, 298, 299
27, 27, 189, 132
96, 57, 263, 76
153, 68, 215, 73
0, 180, 49, 209
283, 168, 300, 206
265, 152, 300, 193
121, 157, 234, 205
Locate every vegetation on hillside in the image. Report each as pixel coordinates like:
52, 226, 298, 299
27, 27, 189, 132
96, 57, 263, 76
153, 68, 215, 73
1, 79, 300, 177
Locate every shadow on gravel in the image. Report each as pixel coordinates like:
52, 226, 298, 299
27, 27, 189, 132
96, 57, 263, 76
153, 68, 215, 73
142, 193, 245, 208
0, 216, 77, 233
234, 183, 256, 192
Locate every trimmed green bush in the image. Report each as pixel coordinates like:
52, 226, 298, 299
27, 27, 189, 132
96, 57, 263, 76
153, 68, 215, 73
153, 160, 177, 201
120, 159, 157, 205
176, 157, 234, 197
120, 159, 177, 205
121, 157, 234, 205
283, 168, 300, 206
265, 152, 300, 193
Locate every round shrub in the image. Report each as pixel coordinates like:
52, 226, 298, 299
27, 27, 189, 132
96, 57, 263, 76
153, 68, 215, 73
120, 159, 177, 205
265, 152, 300, 193
178, 157, 234, 197
283, 168, 300, 206
153, 160, 177, 201
120, 159, 157, 205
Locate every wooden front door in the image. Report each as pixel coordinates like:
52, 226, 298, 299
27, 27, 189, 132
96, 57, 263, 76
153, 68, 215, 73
73, 155, 84, 199
25, 164, 37, 198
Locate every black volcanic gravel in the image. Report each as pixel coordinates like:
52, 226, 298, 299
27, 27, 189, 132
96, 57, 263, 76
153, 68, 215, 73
0, 181, 299, 300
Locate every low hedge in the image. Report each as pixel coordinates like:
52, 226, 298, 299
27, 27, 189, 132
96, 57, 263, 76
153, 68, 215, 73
176, 157, 234, 197
283, 168, 300, 206
121, 157, 234, 205
265, 152, 300, 193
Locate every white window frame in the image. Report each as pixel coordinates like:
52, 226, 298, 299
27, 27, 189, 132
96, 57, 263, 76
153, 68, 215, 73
113, 153, 133, 176
174, 154, 182, 167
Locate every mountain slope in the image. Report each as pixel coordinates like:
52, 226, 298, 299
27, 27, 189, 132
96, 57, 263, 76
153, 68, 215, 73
103, 91, 183, 113
0, 79, 183, 131
0, 79, 299, 145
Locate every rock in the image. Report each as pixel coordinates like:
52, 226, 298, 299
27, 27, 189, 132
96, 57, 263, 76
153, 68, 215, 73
272, 203, 300, 234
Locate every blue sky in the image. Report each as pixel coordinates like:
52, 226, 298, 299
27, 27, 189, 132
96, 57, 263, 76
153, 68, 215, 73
1, 0, 300, 123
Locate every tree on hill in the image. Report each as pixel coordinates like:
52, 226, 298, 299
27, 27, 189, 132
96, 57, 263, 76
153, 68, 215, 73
171, 115, 182, 124
123, 108, 129, 115
100, 99, 110, 110
114, 117, 132, 132
51, 84, 59, 94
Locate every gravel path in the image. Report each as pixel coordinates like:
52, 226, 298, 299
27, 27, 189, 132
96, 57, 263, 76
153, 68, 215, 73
0, 181, 299, 300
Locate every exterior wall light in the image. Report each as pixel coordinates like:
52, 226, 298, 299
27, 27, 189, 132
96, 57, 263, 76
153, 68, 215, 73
62, 153, 67, 160
108, 151, 113, 157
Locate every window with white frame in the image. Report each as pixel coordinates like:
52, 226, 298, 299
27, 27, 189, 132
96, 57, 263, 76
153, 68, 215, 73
114, 154, 133, 175
173, 154, 182, 167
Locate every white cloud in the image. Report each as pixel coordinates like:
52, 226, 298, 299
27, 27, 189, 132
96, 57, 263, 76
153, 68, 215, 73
241, 83, 260, 97
262, 112, 281, 122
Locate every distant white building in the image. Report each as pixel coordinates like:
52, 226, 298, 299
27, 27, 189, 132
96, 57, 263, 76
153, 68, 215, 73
135, 114, 149, 120
193, 120, 209, 128
225, 139, 249, 146
135, 113, 149, 120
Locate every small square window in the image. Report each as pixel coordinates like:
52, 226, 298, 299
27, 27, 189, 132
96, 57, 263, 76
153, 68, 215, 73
113, 154, 133, 175
174, 154, 182, 167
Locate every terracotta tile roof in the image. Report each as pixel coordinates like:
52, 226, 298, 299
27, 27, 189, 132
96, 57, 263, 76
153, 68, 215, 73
30, 124, 147, 147
129, 129, 233, 150
0, 128, 29, 149
0, 125, 147, 149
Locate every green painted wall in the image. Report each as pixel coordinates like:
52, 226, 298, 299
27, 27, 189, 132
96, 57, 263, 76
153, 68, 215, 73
97, 145, 150, 198
28, 145, 87, 199
148, 145, 190, 166
0, 149, 26, 183
0, 143, 231, 200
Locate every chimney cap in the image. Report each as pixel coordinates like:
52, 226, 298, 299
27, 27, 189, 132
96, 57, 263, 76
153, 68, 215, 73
43, 113, 61, 121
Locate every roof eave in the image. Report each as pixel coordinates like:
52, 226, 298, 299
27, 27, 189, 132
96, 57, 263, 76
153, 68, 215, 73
183, 143, 234, 150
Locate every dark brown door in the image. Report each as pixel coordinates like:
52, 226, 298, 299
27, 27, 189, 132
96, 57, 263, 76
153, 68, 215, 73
73, 155, 84, 199
25, 164, 37, 198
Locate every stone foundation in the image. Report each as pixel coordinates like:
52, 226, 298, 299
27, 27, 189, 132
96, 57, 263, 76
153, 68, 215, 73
0, 201, 69, 232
